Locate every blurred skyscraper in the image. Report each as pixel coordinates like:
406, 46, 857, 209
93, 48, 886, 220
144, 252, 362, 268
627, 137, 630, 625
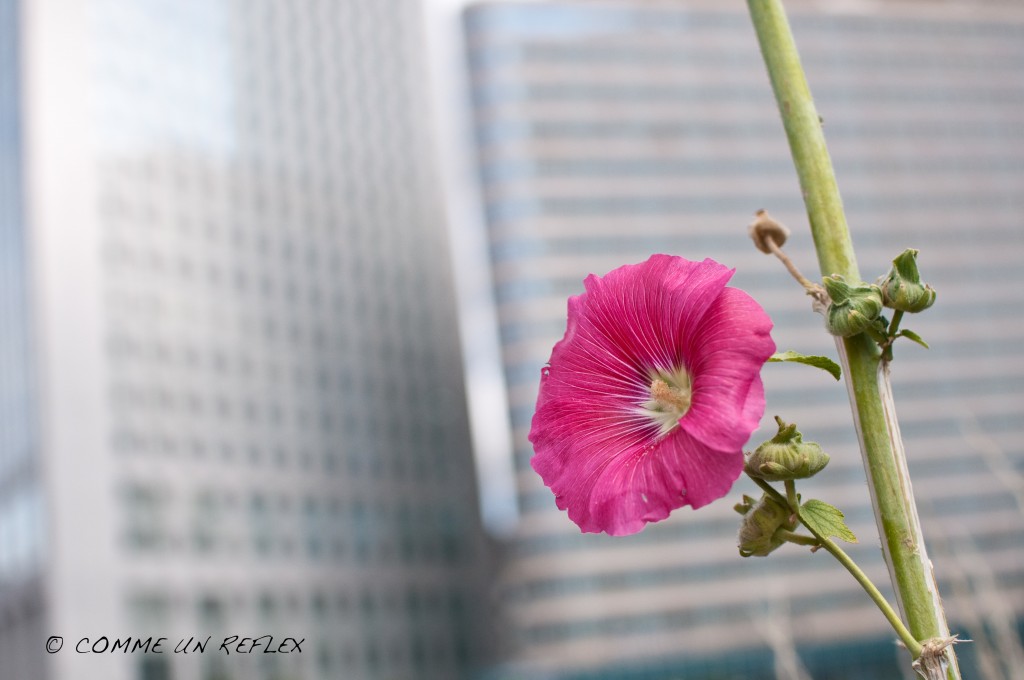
464, 1, 1024, 678
0, 1, 492, 680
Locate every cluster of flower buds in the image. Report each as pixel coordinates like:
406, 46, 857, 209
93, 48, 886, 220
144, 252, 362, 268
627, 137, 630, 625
822, 275, 883, 337
822, 248, 936, 340
737, 417, 831, 557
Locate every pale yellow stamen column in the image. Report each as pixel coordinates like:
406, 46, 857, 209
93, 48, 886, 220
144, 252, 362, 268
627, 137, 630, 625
640, 369, 692, 436
650, 379, 691, 414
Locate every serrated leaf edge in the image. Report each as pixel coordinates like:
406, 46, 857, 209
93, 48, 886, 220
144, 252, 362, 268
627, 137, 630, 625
798, 498, 858, 544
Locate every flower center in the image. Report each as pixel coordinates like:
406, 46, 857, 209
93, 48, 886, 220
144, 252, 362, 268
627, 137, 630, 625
638, 366, 692, 436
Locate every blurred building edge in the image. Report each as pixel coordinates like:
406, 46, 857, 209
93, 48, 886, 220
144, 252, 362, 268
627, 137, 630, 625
0, 0, 496, 679
463, 1, 1024, 679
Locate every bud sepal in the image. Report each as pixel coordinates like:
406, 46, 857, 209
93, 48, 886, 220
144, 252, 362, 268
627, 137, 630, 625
878, 248, 936, 313
822, 275, 884, 337
737, 492, 792, 557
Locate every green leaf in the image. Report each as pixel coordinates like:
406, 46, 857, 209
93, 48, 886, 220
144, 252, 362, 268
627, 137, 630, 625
798, 499, 858, 543
896, 329, 929, 349
768, 351, 842, 380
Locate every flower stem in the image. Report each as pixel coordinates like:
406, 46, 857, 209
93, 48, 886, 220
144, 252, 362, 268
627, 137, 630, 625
774, 529, 818, 547
881, 310, 904, 362
750, 474, 788, 507
802, 524, 924, 658
887, 310, 905, 338
748, 473, 922, 655
784, 479, 799, 512
766, 235, 816, 293
746, 2, 959, 676
749, 210, 828, 310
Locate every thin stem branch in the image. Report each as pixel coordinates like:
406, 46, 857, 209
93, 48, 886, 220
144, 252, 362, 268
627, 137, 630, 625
774, 529, 819, 546
881, 310, 904, 362
887, 310, 905, 338
804, 525, 924, 658
750, 475, 788, 508
749, 211, 828, 309
748, 473, 925, 656
766, 238, 816, 292
784, 479, 799, 512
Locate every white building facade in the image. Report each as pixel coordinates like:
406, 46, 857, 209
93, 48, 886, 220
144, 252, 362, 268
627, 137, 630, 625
0, 1, 492, 680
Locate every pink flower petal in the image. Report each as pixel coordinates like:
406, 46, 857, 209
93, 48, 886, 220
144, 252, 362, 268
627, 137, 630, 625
562, 428, 744, 536
681, 287, 775, 452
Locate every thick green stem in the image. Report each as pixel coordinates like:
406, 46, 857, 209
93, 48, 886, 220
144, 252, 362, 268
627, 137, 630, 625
746, 2, 958, 677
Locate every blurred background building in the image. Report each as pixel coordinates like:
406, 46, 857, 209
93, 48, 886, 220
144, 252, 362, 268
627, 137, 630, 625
460, 1, 1024, 679
0, 1, 493, 680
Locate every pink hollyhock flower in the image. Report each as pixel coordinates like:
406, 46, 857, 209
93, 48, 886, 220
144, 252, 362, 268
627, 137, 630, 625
529, 255, 775, 536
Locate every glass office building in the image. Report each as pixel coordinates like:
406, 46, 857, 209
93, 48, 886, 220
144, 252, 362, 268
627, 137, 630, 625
464, 2, 1024, 678
0, 1, 491, 679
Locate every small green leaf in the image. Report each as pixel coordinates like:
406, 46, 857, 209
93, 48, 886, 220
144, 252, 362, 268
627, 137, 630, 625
897, 329, 930, 349
768, 351, 842, 380
798, 499, 858, 543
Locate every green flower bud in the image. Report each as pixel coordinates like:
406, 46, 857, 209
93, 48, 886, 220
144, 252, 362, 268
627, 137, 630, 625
737, 493, 790, 557
878, 249, 936, 313
745, 416, 830, 482
822, 274, 883, 337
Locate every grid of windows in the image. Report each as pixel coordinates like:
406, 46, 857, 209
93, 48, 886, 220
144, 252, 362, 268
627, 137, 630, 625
466, 1, 1024, 676
117, 480, 476, 570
